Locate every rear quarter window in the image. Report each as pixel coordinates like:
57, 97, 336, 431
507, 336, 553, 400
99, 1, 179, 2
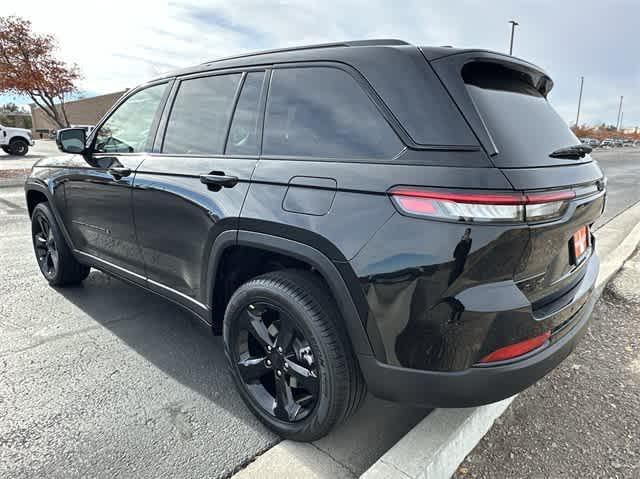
263, 67, 403, 160
163, 73, 241, 155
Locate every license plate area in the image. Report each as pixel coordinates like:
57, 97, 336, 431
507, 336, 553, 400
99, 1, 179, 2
570, 226, 590, 265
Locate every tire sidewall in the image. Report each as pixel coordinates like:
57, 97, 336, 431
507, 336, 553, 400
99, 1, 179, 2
223, 281, 338, 439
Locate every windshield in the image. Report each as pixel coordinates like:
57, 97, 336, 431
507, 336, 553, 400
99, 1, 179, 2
464, 63, 588, 168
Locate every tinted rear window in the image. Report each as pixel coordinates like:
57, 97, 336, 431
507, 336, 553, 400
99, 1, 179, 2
464, 63, 584, 168
163, 74, 241, 155
263, 67, 403, 160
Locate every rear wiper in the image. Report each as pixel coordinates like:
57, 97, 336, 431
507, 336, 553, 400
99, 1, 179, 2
549, 144, 592, 159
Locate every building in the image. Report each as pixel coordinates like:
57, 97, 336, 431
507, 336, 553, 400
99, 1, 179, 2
623, 126, 639, 135
30, 90, 127, 139
0, 111, 32, 130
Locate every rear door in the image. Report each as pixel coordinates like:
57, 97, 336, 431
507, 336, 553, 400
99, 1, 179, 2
428, 53, 605, 303
132, 69, 267, 313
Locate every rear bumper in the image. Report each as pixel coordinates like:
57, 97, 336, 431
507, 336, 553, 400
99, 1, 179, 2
359, 254, 599, 408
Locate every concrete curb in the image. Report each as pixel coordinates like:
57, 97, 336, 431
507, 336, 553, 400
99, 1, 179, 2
361, 201, 640, 479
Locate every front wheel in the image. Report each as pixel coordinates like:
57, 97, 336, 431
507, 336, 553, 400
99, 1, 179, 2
223, 270, 365, 441
31, 203, 90, 286
1, 146, 10, 154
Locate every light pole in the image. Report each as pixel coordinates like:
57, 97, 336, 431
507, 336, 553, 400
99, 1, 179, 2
575, 76, 584, 127
509, 20, 519, 55
616, 96, 624, 131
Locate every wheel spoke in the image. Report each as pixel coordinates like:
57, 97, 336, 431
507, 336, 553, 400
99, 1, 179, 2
285, 359, 319, 395
245, 310, 274, 350
44, 251, 53, 274
37, 216, 48, 236
273, 376, 301, 421
237, 357, 269, 382
49, 248, 59, 270
274, 319, 294, 351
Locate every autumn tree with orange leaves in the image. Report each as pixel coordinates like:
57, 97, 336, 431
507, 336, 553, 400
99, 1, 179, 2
0, 16, 80, 128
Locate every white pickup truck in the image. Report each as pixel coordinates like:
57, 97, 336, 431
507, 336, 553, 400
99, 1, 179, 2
0, 124, 35, 156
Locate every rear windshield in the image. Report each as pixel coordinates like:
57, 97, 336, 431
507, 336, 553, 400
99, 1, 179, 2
464, 63, 585, 168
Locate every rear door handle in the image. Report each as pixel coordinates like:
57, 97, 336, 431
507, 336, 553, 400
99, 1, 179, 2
200, 173, 238, 188
108, 166, 132, 178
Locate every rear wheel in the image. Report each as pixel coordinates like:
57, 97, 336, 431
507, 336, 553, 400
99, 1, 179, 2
1, 146, 10, 154
223, 269, 365, 441
31, 203, 90, 286
9, 138, 29, 156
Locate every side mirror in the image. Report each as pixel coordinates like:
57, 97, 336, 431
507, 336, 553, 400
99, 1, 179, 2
56, 128, 87, 154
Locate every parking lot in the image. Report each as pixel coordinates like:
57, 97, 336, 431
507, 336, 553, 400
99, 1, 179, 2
1, 145, 639, 478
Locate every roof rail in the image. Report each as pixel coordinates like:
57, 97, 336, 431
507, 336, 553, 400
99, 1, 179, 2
201, 39, 411, 66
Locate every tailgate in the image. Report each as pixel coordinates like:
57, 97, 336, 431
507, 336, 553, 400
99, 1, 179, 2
427, 50, 606, 303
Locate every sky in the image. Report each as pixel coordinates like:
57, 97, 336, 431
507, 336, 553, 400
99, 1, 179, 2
3, 0, 639, 127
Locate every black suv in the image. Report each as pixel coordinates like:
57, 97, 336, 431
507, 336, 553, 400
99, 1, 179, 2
26, 40, 605, 440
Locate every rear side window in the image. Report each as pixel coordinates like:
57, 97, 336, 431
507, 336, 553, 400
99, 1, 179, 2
163, 73, 241, 155
464, 63, 580, 168
263, 67, 402, 159
226, 71, 265, 156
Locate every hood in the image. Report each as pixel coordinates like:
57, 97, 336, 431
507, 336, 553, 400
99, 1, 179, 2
0, 125, 32, 135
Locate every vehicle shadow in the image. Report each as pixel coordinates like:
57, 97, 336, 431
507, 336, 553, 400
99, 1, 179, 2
56, 269, 256, 422
58, 269, 429, 474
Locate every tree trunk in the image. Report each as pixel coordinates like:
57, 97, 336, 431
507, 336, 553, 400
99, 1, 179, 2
29, 94, 67, 129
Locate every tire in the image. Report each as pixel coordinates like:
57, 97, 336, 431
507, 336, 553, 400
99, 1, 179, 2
31, 202, 90, 286
223, 269, 365, 441
1, 146, 10, 154
10, 138, 29, 156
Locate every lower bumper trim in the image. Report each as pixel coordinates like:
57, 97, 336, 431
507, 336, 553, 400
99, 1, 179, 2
358, 287, 597, 408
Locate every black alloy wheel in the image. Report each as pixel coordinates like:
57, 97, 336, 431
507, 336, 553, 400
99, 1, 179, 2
31, 202, 90, 286
224, 270, 365, 441
234, 300, 320, 422
33, 213, 59, 280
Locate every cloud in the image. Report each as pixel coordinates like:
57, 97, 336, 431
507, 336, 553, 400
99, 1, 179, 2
4, 0, 639, 126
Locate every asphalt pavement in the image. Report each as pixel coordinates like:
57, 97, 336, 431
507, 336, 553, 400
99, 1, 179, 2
591, 148, 640, 229
0, 187, 278, 478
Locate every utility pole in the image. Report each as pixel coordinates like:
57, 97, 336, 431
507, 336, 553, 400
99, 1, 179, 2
619, 111, 624, 132
616, 96, 624, 130
509, 20, 519, 55
575, 76, 584, 127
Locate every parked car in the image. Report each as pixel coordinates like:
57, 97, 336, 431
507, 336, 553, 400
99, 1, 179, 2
580, 138, 600, 148
25, 40, 606, 440
601, 139, 614, 147
0, 123, 35, 156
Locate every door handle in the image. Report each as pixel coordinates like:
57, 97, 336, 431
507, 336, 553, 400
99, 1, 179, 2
108, 166, 132, 178
200, 173, 238, 188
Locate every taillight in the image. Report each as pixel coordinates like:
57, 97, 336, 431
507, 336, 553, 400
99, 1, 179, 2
389, 187, 575, 223
478, 331, 551, 364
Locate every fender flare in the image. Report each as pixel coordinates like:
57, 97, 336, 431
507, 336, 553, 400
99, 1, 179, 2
9, 135, 30, 144
205, 229, 377, 358
24, 180, 77, 252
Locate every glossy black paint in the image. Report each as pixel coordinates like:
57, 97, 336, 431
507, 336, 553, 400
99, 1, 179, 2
25, 40, 605, 408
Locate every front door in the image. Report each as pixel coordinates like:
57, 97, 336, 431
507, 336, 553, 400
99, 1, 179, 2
133, 70, 266, 309
62, 82, 170, 277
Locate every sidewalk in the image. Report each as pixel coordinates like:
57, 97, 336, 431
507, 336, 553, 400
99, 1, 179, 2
453, 249, 640, 478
